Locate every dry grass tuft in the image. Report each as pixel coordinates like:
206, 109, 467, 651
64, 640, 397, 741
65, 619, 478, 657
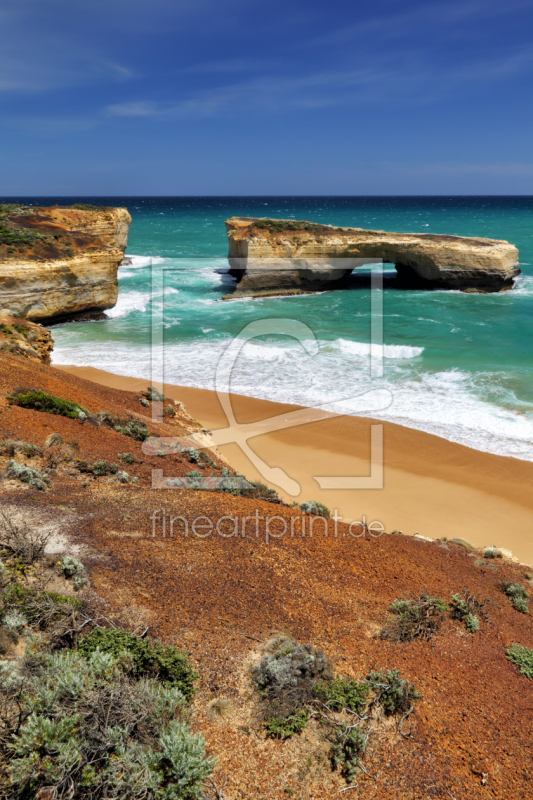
207, 698, 235, 720
44, 432, 63, 448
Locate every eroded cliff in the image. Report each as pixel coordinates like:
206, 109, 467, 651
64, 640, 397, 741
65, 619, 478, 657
225, 217, 520, 297
0, 204, 131, 321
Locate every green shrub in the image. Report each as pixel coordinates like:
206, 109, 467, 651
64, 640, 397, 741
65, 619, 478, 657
8, 390, 84, 419
315, 676, 369, 713
144, 386, 165, 402
118, 452, 136, 464
300, 501, 330, 518
93, 460, 118, 477
70, 203, 111, 211
366, 669, 420, 715
450, 592, 482, 633
253, 637, 333, 728
114, 420, 148, 442
503, 583, 530, 614
265, 710, 308, 739
331, 726, 367, 783
5, 460, 50, 492
381, 593, 447, 642
78, 628, 198, 700
5, 649, 213, 799
506, 643, 533, 679
62, 555, 87, 591
465, 613, 480, 632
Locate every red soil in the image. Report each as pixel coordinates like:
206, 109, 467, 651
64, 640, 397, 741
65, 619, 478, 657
1, 350, 532, 799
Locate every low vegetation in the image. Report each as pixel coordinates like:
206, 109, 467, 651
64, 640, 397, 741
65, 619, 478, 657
7, 389, 85, 420
0, 512, 210, 799
252, 635, 420, 782
250, 219, 343, 235
506, 643, 533, 679
502, 582, 530, 614
449, 590, 489, 633
78, 629, 198, 701
381, 592, 448, 642
300, 501, 330, 518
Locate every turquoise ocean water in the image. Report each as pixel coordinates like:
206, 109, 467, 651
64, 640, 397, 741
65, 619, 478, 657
10, 197, 533, 460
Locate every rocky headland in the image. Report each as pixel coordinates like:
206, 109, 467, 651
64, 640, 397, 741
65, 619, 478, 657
225, 217, 520, 297
0, 204, 131, 322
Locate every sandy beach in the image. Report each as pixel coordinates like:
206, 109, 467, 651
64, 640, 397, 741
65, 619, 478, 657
58, 364, 533, 565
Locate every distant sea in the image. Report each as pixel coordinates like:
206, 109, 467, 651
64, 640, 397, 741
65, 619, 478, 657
6, 196, 533, 461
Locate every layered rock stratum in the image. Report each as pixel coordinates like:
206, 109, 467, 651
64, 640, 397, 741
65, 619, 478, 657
0, 204, 131, 321
225, 217, 520, 297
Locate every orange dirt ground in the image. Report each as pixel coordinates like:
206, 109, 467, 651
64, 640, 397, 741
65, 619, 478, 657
1, 349, 532, 799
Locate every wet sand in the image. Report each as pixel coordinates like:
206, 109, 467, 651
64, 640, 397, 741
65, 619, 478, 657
58, 364, 533, 564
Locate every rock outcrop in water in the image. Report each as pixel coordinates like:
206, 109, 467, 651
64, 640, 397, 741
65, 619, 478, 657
0, 204, 131, 321
225, 217, 520, 297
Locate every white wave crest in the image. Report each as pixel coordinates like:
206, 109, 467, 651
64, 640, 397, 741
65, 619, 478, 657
106, 291, 152, 318
121, 254, 165, 269
337, 339, 424, 359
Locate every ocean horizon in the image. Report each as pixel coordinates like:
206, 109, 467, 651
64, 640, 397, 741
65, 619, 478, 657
6, 195, 533, 462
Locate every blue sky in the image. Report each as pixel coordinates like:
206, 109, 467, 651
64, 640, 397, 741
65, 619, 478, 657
1, 0, 532, 195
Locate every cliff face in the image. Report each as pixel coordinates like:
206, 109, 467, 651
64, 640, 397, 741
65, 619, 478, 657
0, 205, 131, 321
0, 315, 53, 364
225, 218, 520, 297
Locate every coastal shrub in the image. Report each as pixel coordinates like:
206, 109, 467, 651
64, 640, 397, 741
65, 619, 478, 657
235, 478, 281, 504
183, 448, 216, 468
114, 419, 149, 442
251, 219, 337, 235
314, 676, 369, 713
163, 405, 177, 418
300, 501, 330, 519
93, 460, 118, 477
331, 726, 367, 783
70, 203, 112, 211
78, 628, 198, 700
5, 460, 51, 491
449, 591, 486, 633
144, 386, 165, 402
118, 452, 136, 464
62, 555, 87, 591
22, 443, 40, 458
503, 582, 530, 614
265, 710, 308, 740
253, 637, 333, 722
8, 389, 85, 420
3, 649, 213, 800
506, 643, 533, 679
366, 669, 421, 715
484, 546, 502, 559
0, 218, 53, 249
381, 592, 447, 642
